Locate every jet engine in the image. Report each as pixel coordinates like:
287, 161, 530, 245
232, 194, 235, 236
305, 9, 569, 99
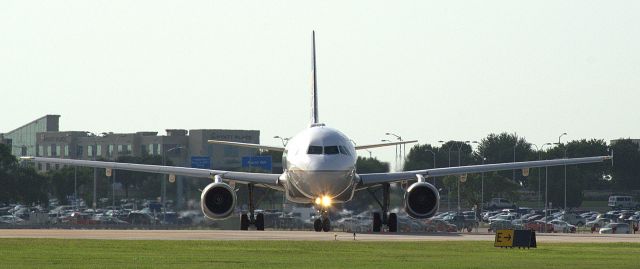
200, 182, 236, 219
404, 182, 440, 219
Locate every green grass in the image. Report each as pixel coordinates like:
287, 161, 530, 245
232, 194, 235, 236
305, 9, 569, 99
0, 239, 639, 268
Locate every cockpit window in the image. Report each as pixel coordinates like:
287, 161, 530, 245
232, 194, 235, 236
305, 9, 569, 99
307, 146, 323, 154
338, 146, 350, 156
324, 146, 339, 155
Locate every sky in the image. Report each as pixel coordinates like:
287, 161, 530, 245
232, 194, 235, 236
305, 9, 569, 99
1, 1, 639, 170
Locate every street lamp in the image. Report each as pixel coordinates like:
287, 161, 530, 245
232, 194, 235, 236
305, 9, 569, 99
456, 141, 470, 212
558, 132, 567, 211
470, 141, 485, 211
381, 139, 397, 171
273, 136, 290, 147
425, 149, 436, 186
85, 132, 100, 210
386, 132, 404, 170
531, 143, 553, 209
162, 145, 186, 219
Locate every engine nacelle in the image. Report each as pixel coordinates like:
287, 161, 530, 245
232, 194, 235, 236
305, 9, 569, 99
404, 182, 440, 219
200, 182, 236, 219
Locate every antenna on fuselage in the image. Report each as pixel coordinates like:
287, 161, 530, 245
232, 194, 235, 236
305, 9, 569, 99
310, 30, 320, 127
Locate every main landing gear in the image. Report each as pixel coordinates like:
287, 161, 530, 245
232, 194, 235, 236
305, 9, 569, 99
240, 184, 265, 231
313, 207, 331, 232
368, 183, 398, 232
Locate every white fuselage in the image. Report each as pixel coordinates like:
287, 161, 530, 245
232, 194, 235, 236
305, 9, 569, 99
281, 124, 358, 204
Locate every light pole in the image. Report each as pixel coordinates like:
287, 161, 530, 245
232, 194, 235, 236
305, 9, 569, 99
470, 141, 484, 211
381, 139, 396, 171
532, 143, 553, 209
162, 146, 186, 219
386, 132, 404, 170
456, 141, 470, 212
544, 166, 548, 233
558, 132, 567, 211
425, 149, 436, 186
273, 136, 290, 147
86, 132, 100, 210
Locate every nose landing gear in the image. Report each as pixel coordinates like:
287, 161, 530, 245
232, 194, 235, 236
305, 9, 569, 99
313, 207, 331, 232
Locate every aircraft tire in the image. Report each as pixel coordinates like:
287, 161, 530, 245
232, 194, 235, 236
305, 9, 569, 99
240, 214, 249, 230
373, 212, 382, 232
314, 219, 322, 232
322, 218, 331, 232
256, 213, 265, 231
388, 213, 398, 232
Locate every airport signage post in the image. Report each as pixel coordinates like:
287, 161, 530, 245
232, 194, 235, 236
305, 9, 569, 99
494, 229, 536, 249
241, 156, 272, 172
191, 156, 211, 169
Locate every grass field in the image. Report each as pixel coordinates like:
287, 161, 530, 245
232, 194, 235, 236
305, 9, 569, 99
0, 239, 639, 268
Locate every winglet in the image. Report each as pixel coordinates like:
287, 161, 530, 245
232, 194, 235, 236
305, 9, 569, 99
311, 30, 319, 126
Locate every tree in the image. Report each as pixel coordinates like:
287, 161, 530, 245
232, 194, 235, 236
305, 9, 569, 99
610, 139, 640, 191
0, 144, 48, 206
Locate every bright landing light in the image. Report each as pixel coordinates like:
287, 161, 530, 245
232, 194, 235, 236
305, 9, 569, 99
315, 196, 332, 207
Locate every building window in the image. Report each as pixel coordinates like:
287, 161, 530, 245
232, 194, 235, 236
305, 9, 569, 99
56, 145, 61, 157
88, 145, 93, 157
108, 145, 114, 157
77, 145, 83, 158
38, 146, 43, 157
117, 145, 123, 153
47, 145, 52, 157
96, 145, 102, 156
141, 145, 148, 156
64, 145, 69, 157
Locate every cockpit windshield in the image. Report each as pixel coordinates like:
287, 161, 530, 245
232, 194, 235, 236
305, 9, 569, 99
307, 146, 323, 154
324, 146, 339, 155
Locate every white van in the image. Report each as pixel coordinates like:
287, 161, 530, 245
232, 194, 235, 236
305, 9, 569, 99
608, 196, 640, 210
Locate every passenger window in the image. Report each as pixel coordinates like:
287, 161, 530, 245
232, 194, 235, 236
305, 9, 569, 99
324, 146, 339, 155
307, 146, 323, 154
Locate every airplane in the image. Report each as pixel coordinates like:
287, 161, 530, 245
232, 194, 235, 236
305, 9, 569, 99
21, 31, 612, 232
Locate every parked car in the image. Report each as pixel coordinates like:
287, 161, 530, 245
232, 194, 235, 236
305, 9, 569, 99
488, 220, 517, 233
559, 213, 586, 226
424, 219, 457, 233
486, 198, 516, 210
525, 220, 554, 233
608, 196, 640, 210
549, 220, 577, 233
599, 223, 631, 234
586, 218, 612, 230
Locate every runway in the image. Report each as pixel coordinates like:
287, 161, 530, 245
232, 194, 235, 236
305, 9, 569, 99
1, 229, 638, 242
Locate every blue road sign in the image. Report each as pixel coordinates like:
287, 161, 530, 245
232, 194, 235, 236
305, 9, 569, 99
241, 156, 272, 172
191, 156, 211, 169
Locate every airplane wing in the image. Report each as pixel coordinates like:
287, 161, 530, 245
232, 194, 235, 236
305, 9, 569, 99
357, 155, 612, 186
20, 157, 281, 186
207, 140, 285, 151
355, 140, 418, 150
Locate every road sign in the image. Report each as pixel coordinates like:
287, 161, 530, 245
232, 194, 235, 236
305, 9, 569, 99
191, 156, 211, 169
106, 168, 112, 177
494, 229, 514, 247
459, 174, 467, 182
241, 156, 272, 172
522, 168, 530, 177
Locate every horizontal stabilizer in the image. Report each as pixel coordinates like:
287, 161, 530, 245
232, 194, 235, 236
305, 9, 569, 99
207, 140, 285, 151
355, 140, 418, 150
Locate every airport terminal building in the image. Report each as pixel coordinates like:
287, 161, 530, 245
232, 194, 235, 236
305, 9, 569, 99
1, 115, 268, 172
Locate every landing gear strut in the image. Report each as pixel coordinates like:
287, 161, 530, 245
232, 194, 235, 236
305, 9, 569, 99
313, 207, 331, 232
240, 184, 265, 231
368, 183, 397, 232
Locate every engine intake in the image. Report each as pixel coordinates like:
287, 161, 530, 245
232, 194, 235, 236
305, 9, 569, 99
404, 182, 440, 219
200, 182, 236, 219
